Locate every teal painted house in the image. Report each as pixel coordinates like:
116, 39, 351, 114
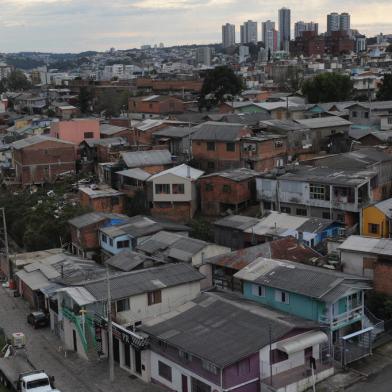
235, 257, 373, 343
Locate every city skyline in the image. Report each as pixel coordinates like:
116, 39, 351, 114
1, 0, 392, 52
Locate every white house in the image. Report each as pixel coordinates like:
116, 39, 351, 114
148, 164, 204, 223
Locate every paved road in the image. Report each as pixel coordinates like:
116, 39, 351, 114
0, 286, 161, 392
346, 363, 392, 392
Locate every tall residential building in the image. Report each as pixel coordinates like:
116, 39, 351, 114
279, 7, 291, 51
327, 13, 340, 33
262, 20, 275, 43
294, 21, 319, 38
327, 12, 351, 34
195, 47, 212, 66
265, 29, 280, 54
339, 13, 351, 32
222, 23, 236, 48
240, 20, 258, 44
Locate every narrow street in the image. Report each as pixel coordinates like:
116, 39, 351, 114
0, 286, 161, 392
346, 363, 392, 392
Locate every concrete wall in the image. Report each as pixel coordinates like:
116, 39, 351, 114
113, 281, 201, 325
50, 119, 100, 144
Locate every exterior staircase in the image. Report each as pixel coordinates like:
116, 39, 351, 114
62, 307, 99, 361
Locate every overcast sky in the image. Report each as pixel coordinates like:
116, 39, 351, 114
1, 0, 391, 53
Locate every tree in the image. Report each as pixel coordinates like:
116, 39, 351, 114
198, 66, 243, 110
6, 70, 32, 91
377, 74, 392, 100
96, 89, 129, 118
78, 86, 93, 114
302, 73, 353, 103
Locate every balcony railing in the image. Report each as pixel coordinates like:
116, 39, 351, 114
319, 305, 363, 328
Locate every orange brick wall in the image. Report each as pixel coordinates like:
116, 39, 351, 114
150, 202, 192, 223
200, 176, 254, 216
374, 261, 392, 295
79, 192, 125, 214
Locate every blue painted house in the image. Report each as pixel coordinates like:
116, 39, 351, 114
99, 215, 190, 258
235, 257, 372, 344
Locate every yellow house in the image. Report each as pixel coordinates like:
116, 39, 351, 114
362, 198, 392, 238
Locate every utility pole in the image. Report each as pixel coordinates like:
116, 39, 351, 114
106, 263, 115, 382
0, 208, 10, 280
269, 324, 273, 387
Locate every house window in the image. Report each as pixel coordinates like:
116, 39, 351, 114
201, 360, 218, 375
116, 298, 130, 312
237, 358, 251, 375
364, 112, 369, 119
274, 140, 284, 148
207, 161, 215, 170
270, 349, 289, 364
117, 240, 130, 249
172, 184, 185, 194
109, 238, 113, 247
205, 183, 213, 191
226, 142, 235, 152
158, 361, 172, 382
310, 184, 330, 200
352, 111, 357, 118
275, 290, 289, 304
179, 350, 192, 362
368, 223, 379, 234
155, 184, 170, 194
252, 284, 266, 297
222, 184, 231, 193
111, 196, 119, 205
84, 132, 94, 139
280, 206, 291, 214
101, 234, 107, 243
147, 289, 162, 305
388, 117, 392, 125
296, 208, 307, 216
191, 377, 211, 392
207, 142, 215, 151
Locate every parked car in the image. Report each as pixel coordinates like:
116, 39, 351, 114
27, 311, 49, 329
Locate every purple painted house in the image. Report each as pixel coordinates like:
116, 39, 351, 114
141, 291, 334, 392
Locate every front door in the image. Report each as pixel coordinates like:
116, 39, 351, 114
135, 349, 142, 374
72, 330, 77, 352
113, 337, 120, 363
182, 375, 188, 392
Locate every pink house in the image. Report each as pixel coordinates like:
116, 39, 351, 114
50, 118, 100, 145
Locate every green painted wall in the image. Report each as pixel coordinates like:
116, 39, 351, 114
243, 282, 325, 322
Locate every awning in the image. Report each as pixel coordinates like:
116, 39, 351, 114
277, 331, 328, 354
40, 283, 63, 298
57, 287, 96, 306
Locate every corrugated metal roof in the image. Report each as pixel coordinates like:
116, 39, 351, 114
295, 117, 352, 129
100, 124, 128, 135
202, 168, 258, 182
214, 215, 259, 230
116, 168, 151, 181
191, 121, 250, 141
106, 250, 152, 272
83, 263, 204, 300
234, 257, 370, 300
148, 164, 204, 181
206, 238, 321, 269
11, 135, 75, 149
339, 235, 392, 256
121, 149, 172, 168
141, 291, 318, 367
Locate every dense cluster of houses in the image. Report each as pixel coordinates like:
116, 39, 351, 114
2, 89, 392, 392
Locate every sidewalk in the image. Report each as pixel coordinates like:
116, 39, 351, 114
310, 340, 392, 391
